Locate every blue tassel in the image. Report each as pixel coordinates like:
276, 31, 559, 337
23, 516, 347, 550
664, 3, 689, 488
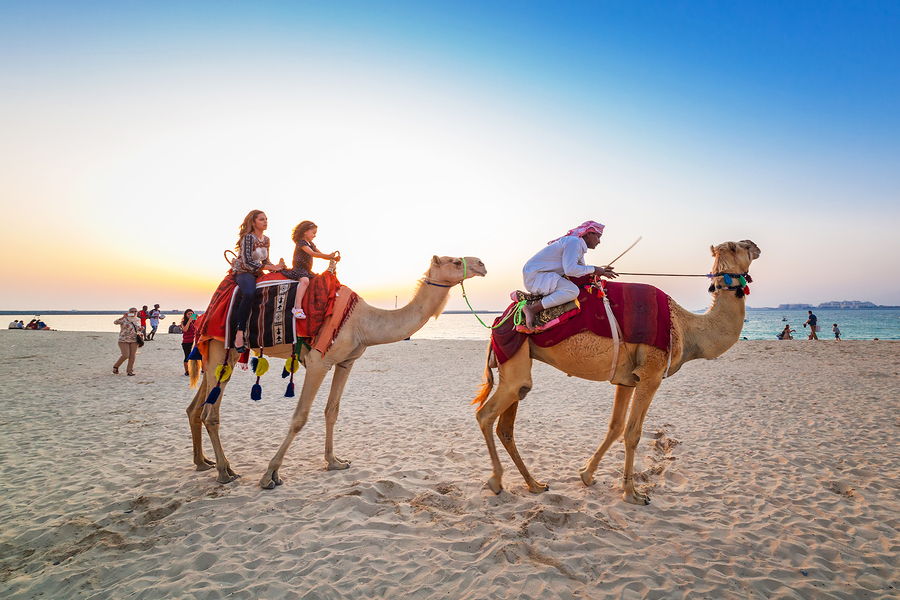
724, 274, 733, 285
250, 383, 262, 401
205, 386, 221, 405
284, 381, 295, 397
282, 366, 289, 379
250, 357, 259, 373
187, 346, 202, 361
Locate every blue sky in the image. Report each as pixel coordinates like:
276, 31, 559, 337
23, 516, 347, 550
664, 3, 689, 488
1, 1, 898, 311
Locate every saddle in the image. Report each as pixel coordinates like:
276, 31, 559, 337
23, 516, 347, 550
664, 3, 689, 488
511, 290, 581, 333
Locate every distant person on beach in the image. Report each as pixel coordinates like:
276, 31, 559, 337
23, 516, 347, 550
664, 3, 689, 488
25, 319, 37, 330
147, 304, 165, 340
113, 308, 142, 376
231, 210, 285, 352
833, 324, 841, 340
168, 321, 181, 334
180, 309, 198, 376
282, 220, 340, 320
16, 320, 24, 329
521, 220, 618, 329
804, 310, 818, 340
8, 320, 18, 329
778, 324, 795, 340
138, 306, 149, 336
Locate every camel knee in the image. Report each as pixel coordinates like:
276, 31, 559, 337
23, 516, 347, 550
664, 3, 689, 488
517, 385, 531, 400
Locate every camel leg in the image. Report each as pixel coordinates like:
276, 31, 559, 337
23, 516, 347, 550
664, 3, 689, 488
475, 346, 533, 494
200, 345, 240, 484
186, 377, 215, 471
323, 360, 356, 470
579, 384, 634, 486
621, 376, 662, 505
259, 361, 330, 489
496, 401, 548, 493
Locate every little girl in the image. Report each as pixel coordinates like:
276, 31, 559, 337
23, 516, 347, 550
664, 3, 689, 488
282, 221, 340, 319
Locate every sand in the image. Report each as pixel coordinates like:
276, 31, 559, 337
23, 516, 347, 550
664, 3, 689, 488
1, 330, 899, 599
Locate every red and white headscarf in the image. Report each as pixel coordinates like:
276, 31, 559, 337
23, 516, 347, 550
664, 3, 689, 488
547, 220, 605, 245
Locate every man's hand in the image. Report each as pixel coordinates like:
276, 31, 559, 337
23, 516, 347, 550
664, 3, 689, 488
594, 266, 618, 279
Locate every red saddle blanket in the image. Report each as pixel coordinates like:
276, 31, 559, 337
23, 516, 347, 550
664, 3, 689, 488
491, 276, 671, 364
194, 270, 347, 356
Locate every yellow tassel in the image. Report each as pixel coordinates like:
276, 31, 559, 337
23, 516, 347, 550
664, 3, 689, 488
255, 357, 269, 376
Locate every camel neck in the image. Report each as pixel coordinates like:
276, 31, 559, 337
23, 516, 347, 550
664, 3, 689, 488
358, 280, 451, 345
696, 289, 746, 359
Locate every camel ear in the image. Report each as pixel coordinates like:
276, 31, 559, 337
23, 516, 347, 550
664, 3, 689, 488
739, 240, 761, 260
432, 255, 441, 266
710, 245, 717, 257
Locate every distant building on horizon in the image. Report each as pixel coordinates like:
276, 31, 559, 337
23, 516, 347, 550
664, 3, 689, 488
817, 300, 878, 309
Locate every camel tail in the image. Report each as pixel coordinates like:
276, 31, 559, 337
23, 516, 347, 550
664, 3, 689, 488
472, 342, 495, 408
188, 359, 201, 389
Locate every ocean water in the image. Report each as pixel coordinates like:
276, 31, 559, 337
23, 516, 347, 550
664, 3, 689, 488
5, 309, 899, 340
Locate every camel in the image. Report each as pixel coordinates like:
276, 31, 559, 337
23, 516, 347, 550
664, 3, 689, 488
186, 255, 487, 487
472, 240, 760, 505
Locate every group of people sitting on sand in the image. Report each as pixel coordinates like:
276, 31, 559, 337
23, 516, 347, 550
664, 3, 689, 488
8, 318, 50, 330
229, 210, 341, 353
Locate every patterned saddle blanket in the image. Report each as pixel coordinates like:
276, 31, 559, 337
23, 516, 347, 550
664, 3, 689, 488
195, 270, 357, 356
491, 276, 672, 365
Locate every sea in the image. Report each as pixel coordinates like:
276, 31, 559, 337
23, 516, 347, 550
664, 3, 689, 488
5, 309, 900, 341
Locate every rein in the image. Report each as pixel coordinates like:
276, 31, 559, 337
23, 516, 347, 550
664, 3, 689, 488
460, 258, 526, 330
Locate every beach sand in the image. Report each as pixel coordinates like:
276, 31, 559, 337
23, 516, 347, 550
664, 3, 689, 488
1, 331, 898, 599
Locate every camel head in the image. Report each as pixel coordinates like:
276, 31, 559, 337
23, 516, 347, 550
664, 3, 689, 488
710, 240, 760, 273
426, 256, 487, 286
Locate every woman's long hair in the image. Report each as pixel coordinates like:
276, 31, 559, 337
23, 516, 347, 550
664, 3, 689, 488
291, 220, 317, 244
235, 210, 265, 250
181, 309, 194, 329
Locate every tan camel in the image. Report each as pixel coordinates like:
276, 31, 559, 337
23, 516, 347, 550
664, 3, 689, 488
186, 255, 487, 487
472, 240, 760, 505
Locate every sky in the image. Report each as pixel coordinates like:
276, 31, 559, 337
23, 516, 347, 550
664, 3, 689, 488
1, 1, 898, 312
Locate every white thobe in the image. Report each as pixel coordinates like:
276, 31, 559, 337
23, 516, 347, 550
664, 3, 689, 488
522, 235, 594, 308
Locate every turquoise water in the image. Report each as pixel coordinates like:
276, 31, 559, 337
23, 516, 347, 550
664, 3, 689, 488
741, 309, 900, 341
5, 309, 899, 340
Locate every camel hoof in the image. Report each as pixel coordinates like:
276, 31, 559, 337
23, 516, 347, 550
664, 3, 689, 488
579, 469, 595, 486
217, 473, 236, 484
527, 482, 549, 494
623, 492, 651, 505
260, 479, 276, 490
326, 459, 351, 471
488, 477, 502, 495
195, 462, 215, 472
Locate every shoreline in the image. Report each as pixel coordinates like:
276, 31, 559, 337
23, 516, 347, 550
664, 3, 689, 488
1, 333, 898, 598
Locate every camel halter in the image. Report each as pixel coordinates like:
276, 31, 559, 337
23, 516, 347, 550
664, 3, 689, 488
459, 258, 527, 330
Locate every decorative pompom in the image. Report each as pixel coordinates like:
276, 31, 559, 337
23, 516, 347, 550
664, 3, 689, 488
284, 381, 295, 397
214, 364, 233, 382
735, 288, 745, 298
255, 357, 269, 376
284, 356, 299, 374
738, 276, 747, 287
745, 274, 753, 283
724, 274, 733, 285
250, 383, 262, 401
187, 346, 202, 361
708, 284, 716, 293
743, 286, 751, 296
281, 366, 289, 379
250, 357, 259, 373
204, 386, 221, 405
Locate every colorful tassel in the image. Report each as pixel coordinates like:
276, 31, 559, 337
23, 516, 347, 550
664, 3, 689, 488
255, 357, 270, 376
205, 386, 221, 405
284, 381, 295, 397
281, 366, 289, 378
187, 346, 202, 361
723, 274, 733, 286
251, 382, 262, 401
250, 356, 259, 373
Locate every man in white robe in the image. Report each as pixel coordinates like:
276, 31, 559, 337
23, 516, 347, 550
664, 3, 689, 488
521, 220, 617, 328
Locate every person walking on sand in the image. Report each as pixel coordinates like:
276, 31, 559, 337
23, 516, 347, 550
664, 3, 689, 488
113, 308, 142, 376
804, 310, 819, 340
521, 220, 618, 329
147, 304, 165, 340
231, 210, 285, 352
180, 309, 198, 375
833, 323, 841, 340
282, 220, 340, 320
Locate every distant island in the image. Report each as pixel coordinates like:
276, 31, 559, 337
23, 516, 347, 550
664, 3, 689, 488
748, 301, 900, 310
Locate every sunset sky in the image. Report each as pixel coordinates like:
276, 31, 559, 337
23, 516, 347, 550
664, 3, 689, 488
2, 1, 898, 312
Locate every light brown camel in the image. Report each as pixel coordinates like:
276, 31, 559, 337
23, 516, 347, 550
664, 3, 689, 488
472, 240, 760, 505
185, 255, 487, 487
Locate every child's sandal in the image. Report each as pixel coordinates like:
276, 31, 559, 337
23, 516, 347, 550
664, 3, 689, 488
291, 308, 306, 320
